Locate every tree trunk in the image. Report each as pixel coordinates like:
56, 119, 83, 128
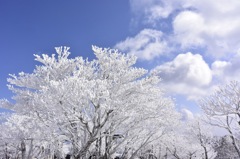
229, 134, 240, 157
21, 140, 26, 159
99, 134, 102, 157
75, 138, 97, 159
27, 139, 33, 159
226, 116, 240, 158
203, 146, 208, 159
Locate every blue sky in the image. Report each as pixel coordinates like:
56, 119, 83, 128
0, 0, 130, 99
1, 0, 240, 116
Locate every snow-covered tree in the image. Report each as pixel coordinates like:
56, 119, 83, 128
161, 124, 203, 159
200, 81, 240, 157
0, 114, 56, 159
187, 117, 217, 159
214, 135, 240, 159
155, 115, 217, 159
1, 46, 179, 158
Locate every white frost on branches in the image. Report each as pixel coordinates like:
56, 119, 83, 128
0, 46, 179, 159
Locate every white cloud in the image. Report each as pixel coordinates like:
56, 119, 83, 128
151, 51, 240, 100
152, 52, 212, 86
115, 29, 169, 60
181, 108, 194, 121
172, 7, 240, 57
211, 55, 240, 83
129, 0, 175, 25
211, 61, 231, 77
151, 52, 212, 99
126, 0, 240, 101
173, 11, 205, 48
130, 0, 240, 58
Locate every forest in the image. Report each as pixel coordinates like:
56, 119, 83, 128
1, 46, 240, 159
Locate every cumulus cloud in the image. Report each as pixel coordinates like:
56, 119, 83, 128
181, 108, 194, 121
172, 7, 240, 56
211, 61, 231, 77
211, 54, 240, 83
152, 53, 212, 83
173, 11, 205, 48
126, 0, 240, 101
151, 52, 212, 99
130, 0, 240, 58
151, 51, 240, 100
115, 29, 169, 60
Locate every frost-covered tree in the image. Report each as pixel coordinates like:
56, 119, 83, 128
214, 135, 240, 159
200, 81, 240, 157
0, 114, 56, 159
1, 46, 178, 158
161, 125, 203, 159
156, 115, 217, 159
187, 117, 217, 159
